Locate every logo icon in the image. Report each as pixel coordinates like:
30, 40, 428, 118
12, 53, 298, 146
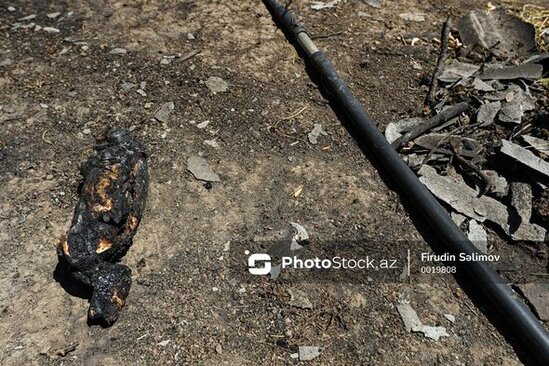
246, 250, 271, 275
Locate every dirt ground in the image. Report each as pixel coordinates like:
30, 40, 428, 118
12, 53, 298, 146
0, 0, 547, 365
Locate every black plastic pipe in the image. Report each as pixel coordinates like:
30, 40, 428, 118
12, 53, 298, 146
262, 0, 549, 362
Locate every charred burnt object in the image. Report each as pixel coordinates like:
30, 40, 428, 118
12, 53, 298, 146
57, 129, 148, 325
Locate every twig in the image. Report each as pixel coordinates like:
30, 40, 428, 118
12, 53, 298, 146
392, 101, 470, 150
179, 49, 200, 63
42, 130, 53, 145
451, 146, 493, 194
310, 31, 344, 40
425, 17, 451, 106
419, 122, 481, 167
271, 104, 308, 129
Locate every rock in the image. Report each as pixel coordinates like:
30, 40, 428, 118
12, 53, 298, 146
385, 117, 424, 143
204, 139, 220, 149
498, 85, 536, 124
396, 301, 449, 341
438, 60, 480, 83
362, 0, 382, 8
291, 223, 309, 242
399, 12, 426, 22
136, 89, 147, 97
457, 9, 536, 60
308, 123, 326, 144
451, 212, 467, 226
110, 48, 127, 55
153, 101, 175, 123
205, 77, 229, 93
47, 12, 61, 19
476, 101, 501, 126
187, 33, 195, 40
510, 182, 546, 241
298, 346, 322, 361
467, 220, 488, 253
517, 283, 549, 321
311, 0, 341, 11
186, 155, 220, 182
8, 6, 15, 12
443, 314, 456, 323
472, 78, 495, 91
18, 14, 36, 21
483, 170, 508, 196
157, 340, 170, 347
522, 135, 549, 154
480, 63, 543, 81
121, 82, 136, 91
43, 27, 60, 33
500, 140, 549, 178
418, 165, 511, 234
197, 120, 210, 129
288, 288, 313, 309
269, 264, 281, 280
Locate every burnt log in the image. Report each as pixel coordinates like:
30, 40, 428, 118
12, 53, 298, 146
57, 129, 148, 324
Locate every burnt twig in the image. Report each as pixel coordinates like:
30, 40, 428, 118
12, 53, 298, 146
450, 145, 493, 195
392, 101, 471, 150
419, 122, 481, 167
425, 17, 451, 106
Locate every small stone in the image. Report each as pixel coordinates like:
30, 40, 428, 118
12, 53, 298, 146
443, 314, 456, 323
121, 82, 136, 91
196, 120, 210, 129
186, 155, 220, 182
82, 128, 91, 135
288, 288, 313, 309
40, 103, 48, 109
18, 14, 36, 21
308, 123, 326, 144
43, 27, 60, 33
399, 12, 425, 22
153, 101, 175, 123
157, 340, 170, 347
205, 76, 229, 93
187, 33, 196, 40
467, 220, 488, 253
136, 89, 147, 97
8, 6, 16, 12
144, 102, 152, 109
160, 58, 171, 65
363, 0, 382, 8
204, 139, 220, 149
110, 48, 127, 55
298, 346, 322, 361
47, 12, 61, 19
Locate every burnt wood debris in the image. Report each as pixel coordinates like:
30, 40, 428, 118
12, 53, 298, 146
57, 129, 148, 324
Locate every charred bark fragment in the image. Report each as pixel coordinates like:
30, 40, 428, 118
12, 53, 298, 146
57, 129, 148, 325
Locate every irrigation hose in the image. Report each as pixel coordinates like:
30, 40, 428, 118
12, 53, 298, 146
262, 0, 549, 362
